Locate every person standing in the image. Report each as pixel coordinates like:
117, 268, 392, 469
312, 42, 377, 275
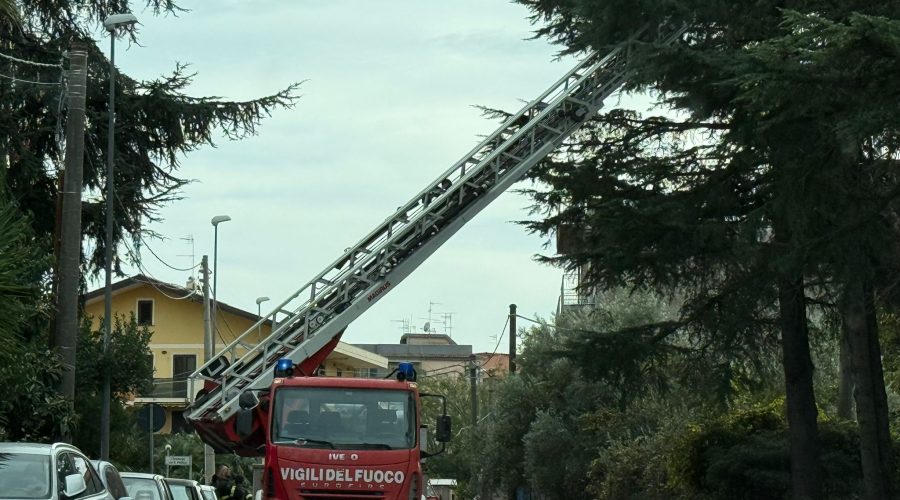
231, 475, 253, 500
210, 464, 234, 499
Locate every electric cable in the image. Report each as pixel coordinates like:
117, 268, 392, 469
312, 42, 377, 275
0, 72, 61, 85
208, 287, 235, 347
478, 315, 509, 369
418, 363, 469, 379
0, 50, 63, 68
123, 242, 197, 301
112, 191, 199, 273
140, 234, 199, 272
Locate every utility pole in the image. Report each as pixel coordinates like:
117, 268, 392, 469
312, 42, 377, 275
509, 304, 517, 374
201, 255, 215, 483
469, 359, 478, 426
202, 256, 213, 360
53, 42, 88, 443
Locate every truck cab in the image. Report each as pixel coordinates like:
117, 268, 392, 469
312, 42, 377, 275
243, 361, 450, 500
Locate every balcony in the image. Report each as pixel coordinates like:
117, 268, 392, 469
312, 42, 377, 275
141, 378, 190, 399
557, 268, 595, 314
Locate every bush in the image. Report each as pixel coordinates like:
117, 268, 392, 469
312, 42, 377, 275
589, 433, 675, 500
668, 401, 866, 500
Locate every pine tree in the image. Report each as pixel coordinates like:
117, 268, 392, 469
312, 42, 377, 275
1, 0, 300, 277
515, 2, 900, 497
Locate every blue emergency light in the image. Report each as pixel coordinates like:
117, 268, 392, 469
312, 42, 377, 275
396, 362, 417, 382
274, 358, 294, 378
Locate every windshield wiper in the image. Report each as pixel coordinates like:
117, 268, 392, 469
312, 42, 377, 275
295, 438, 336, 449
355, 443, 393, 450
275, 438, 335, 449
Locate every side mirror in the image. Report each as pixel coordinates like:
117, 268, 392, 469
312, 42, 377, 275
63, 473, 87, 498
236, 408, 255, 438
239, 390, 260, 410
435, 415, 452, 442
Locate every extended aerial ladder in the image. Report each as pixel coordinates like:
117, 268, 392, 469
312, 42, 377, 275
187, 24, 685, 453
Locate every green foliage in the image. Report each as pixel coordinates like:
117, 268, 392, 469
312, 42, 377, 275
416, 373, 475, 490
0, 191, 50, 346
1, 1, 300, 276
75, 313, 154, 397
668, 402, 870, 500
0, 343, 75, 441
588, 433, 675, 500
71, 313, 153, 459
0, 0, 19, 26
512, 2, 900, 496
466, 287, 722, 500
523, 410, 592, 498
152, 433, 207, 482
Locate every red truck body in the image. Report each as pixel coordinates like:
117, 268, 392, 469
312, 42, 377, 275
259, 376, 425, 500
257, 376, 423, 500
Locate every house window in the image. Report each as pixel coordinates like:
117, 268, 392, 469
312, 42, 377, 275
137, 299, 154, 326
172, 355, 196, 399
172, 355, 196, 380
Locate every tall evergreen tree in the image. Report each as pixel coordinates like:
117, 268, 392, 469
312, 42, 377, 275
1, 0, 299, 279
515, 2, 900, 497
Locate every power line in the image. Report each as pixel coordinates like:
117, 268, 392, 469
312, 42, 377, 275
140, 234, 200, 272
0, 50, 63, 68
0, 71, 61, 85
209, 287, 235, 347
121, 237, 196, 301
112, 192, 200, 273
478, 316, 509, 369
419, 363, 469, 378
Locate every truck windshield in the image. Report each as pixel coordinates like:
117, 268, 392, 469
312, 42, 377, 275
272, 387, 415, 450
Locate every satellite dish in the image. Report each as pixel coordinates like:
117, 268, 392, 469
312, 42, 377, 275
423, 322, 430, 333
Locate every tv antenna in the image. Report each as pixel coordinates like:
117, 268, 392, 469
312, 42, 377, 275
391, 318, 411, 335
178, 234, 196, 279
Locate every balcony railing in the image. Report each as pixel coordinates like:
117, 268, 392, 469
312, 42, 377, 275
558, 268, 595, 314
140, 378, 190, 399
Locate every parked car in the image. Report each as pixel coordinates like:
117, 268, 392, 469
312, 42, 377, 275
197, 485, 218, 500
164, 478, 202, 500
120, 472, 174, 500
91, 460, 132, 500
0, 441, 116, 500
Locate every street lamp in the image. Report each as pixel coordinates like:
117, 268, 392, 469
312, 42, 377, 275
256, 296, 270, 336
211, 215, 231, 344
100, 11, 138, 462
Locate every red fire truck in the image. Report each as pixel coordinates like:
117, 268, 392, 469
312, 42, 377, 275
238, 360, 448, 499
186, 23, 684, 500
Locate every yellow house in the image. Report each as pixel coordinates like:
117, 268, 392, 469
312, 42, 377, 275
83, 274, 388, 433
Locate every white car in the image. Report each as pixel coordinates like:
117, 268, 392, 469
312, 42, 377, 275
0, 442, 123, 500
120, 472, 174, 500
164, 478, 203, 500
91, 460, 132, 500
197, 485, 218, 500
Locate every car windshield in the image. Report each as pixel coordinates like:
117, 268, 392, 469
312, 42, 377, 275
123, 476, 163, 500
201, 490, 217, 500
0, 452, 51, 499
272, 387, 415, 450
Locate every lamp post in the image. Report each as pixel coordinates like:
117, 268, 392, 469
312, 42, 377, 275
100, 11, 138, 461
211, 215, 231, 346
256, 296, 270, 336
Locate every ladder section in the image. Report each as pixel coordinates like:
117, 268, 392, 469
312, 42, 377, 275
187, 23, 687, 424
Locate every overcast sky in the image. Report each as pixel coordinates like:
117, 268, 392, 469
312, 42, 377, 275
104, 0, 587, 353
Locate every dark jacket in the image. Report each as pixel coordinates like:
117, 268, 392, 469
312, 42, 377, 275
211, 476, 234, 499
